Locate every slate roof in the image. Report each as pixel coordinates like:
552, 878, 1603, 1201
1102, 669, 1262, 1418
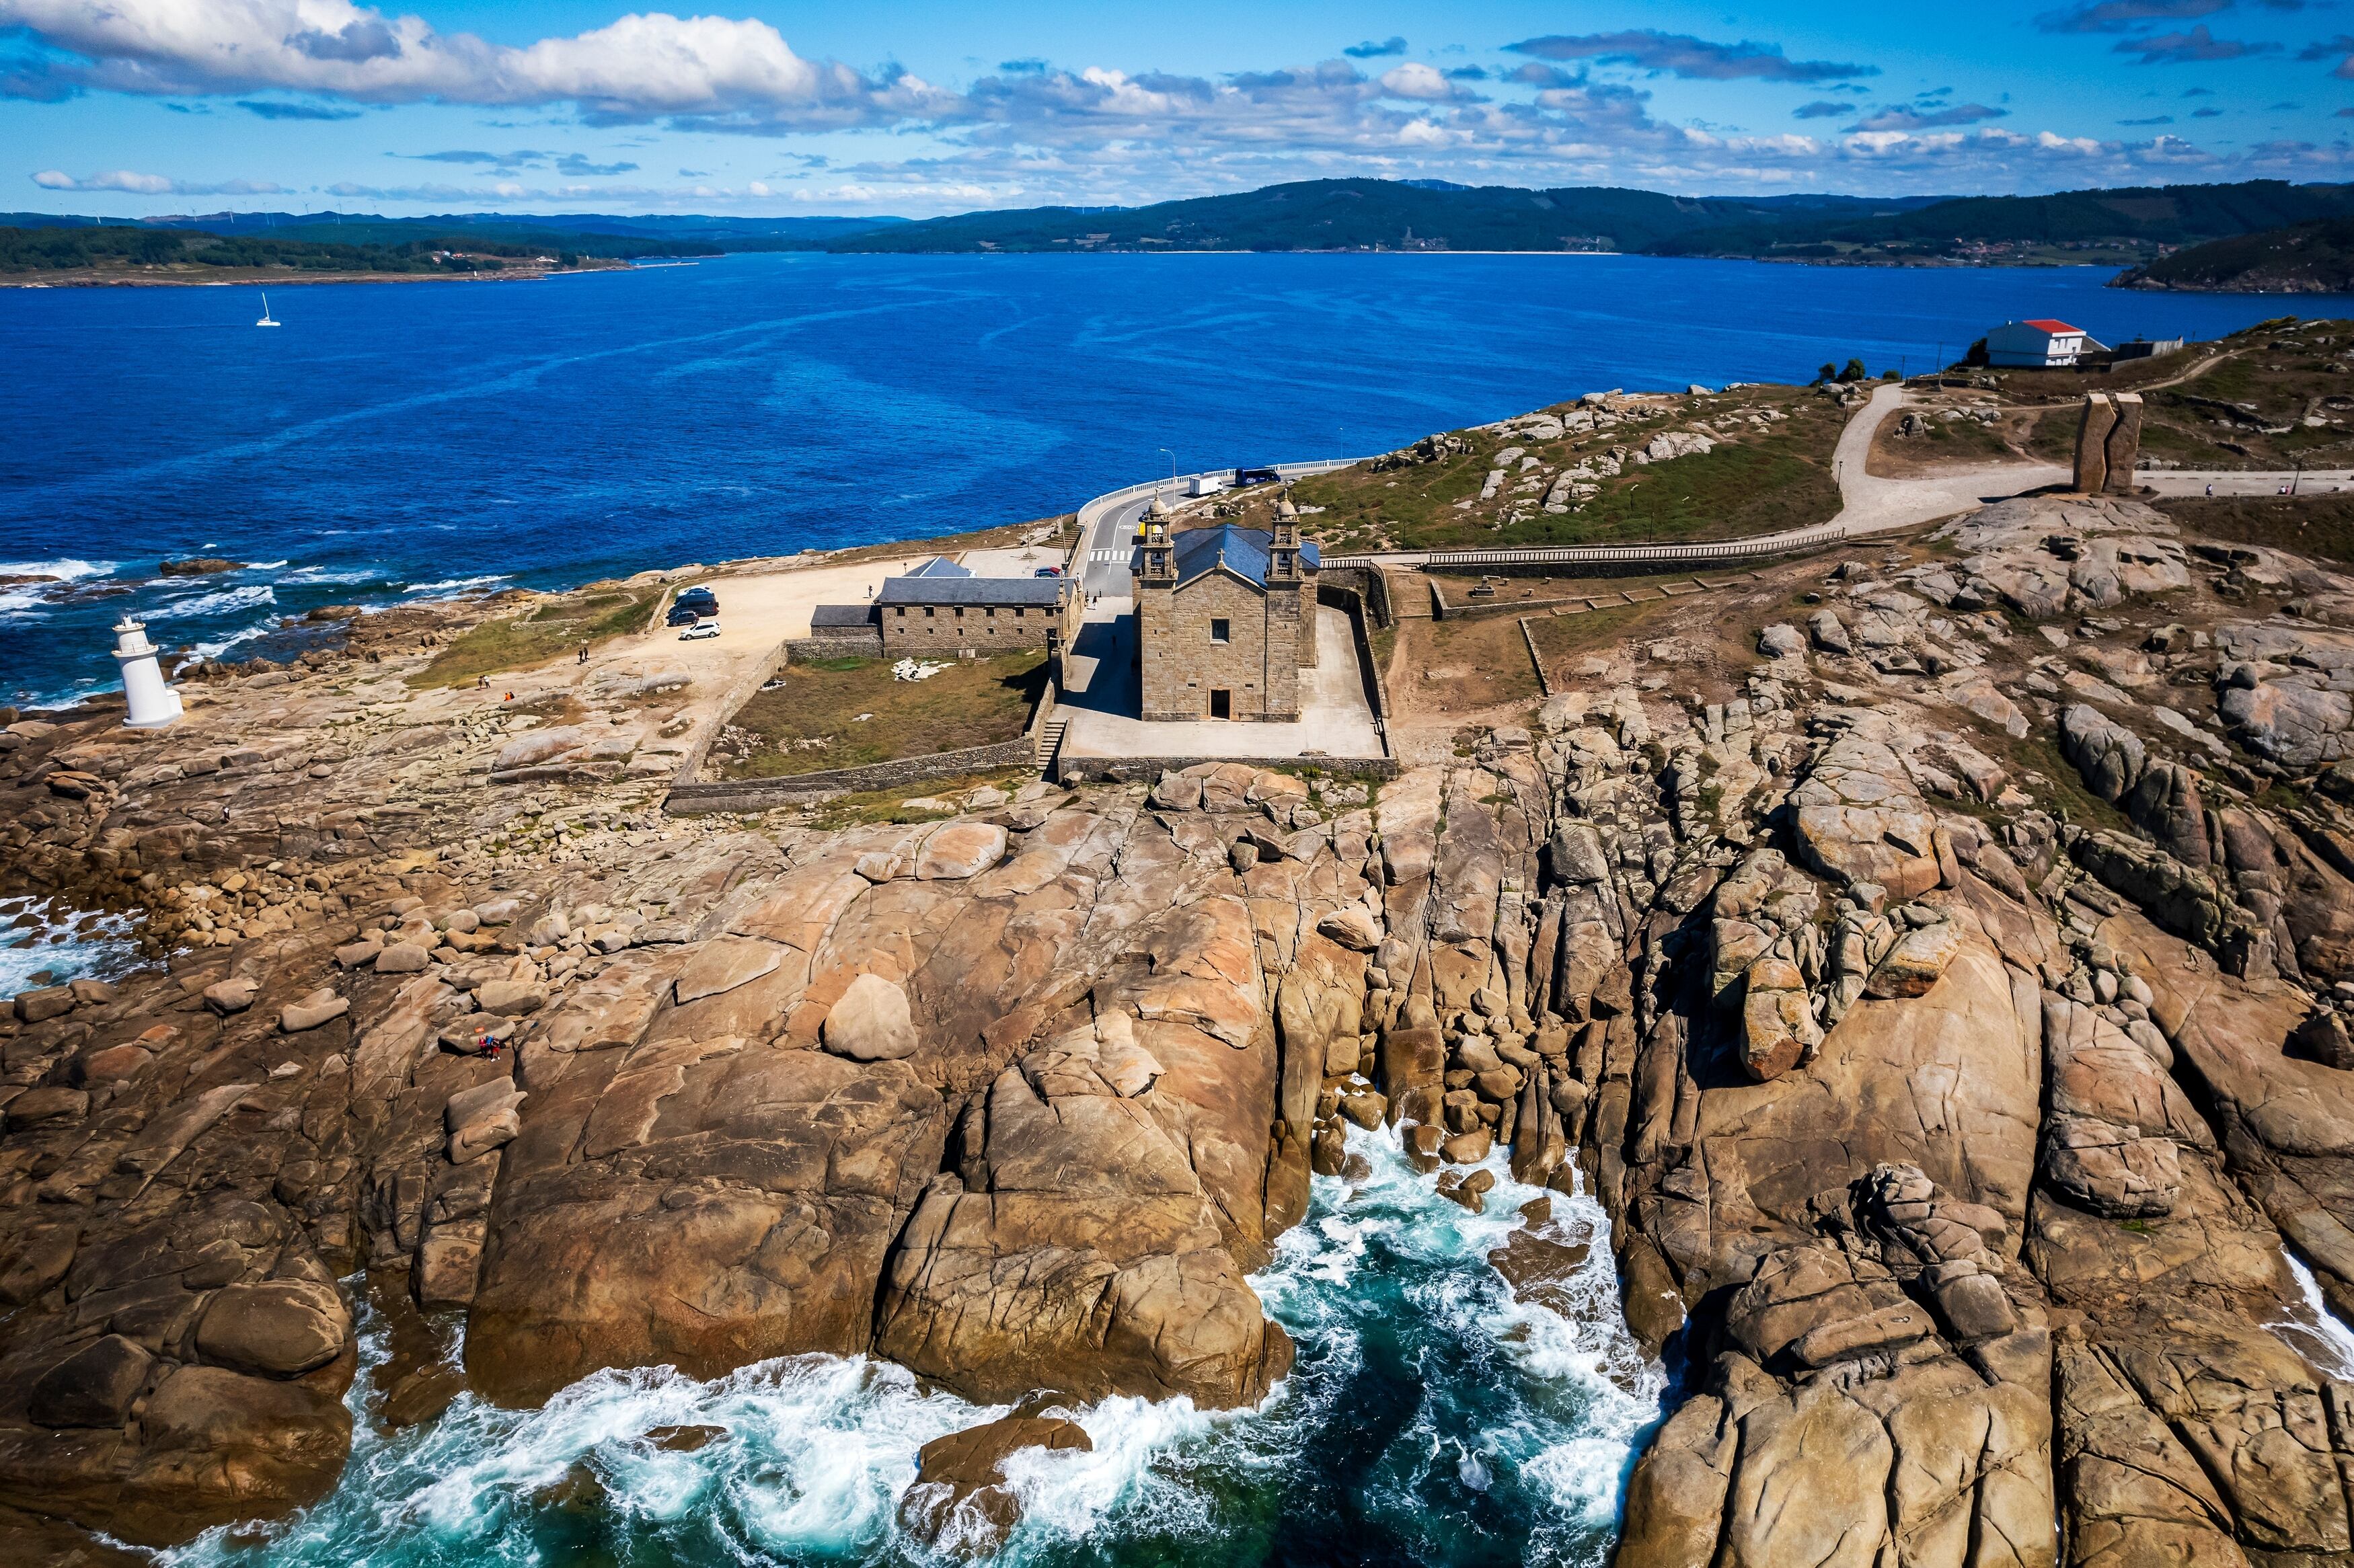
877, 575, 1065, 608
907, 556, 973, 579
809, 603, 877, 629
1170, 525, 1320, 591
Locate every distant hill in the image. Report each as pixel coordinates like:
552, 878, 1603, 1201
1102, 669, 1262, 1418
817, 179, 1947, 255
2113, 217, 2354, 293
0, 225, 623, 276
0, 210, 907, 258
1650, 180, 2354, 264
816, 177, 2354, 262
14, 177, 2353, 267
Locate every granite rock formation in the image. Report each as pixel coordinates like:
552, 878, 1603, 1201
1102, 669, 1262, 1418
6, 488, 2354, 1563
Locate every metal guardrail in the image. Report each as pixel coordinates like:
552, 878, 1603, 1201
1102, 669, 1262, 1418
1319, 514, 1919, 572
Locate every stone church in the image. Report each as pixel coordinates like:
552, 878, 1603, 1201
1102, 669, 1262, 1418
1134, 504, 1320, 722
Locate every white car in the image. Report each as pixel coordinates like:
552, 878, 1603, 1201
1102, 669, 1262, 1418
678, 619, 720, 641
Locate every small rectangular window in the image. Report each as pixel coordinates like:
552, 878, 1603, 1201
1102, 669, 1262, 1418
925, 606, 936, 618
1210, 619, 1231, 644
895, 606, 905, 617
956, 606, 966, 617
987, 606, 997, 617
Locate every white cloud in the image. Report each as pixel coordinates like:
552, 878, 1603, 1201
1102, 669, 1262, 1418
0, 0, 949, 126
31, 167, 286, 194
1377, 63, 1473, 102
0, 0, 2342, 208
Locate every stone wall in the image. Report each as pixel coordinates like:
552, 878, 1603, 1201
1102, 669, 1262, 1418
1316, 565, 1393, 631
784, 633, 884, 662
1059, 753, 1400, 785
880, 600, 1059, 655
665, 735, 1040, 813
1316, 580, 1392, 728
668, 674, 1057, 814
1139, 571, 1301, 722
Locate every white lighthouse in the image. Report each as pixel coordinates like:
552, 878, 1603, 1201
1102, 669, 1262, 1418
111, 615, 182, 728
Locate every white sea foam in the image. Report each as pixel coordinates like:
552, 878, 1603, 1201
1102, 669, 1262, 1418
404, 574, 511, 595
2275, 1252, 2354, 1378
186, 625, 272, 661
0, 557, 111, 584
0, 897, 137, 996
164, 1116, 1658, 1566
151, 584, 277, 620
0, 558, 114, 618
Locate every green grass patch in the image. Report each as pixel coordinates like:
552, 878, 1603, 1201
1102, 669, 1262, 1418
723, 651, 1048, 779
408, 588, 660, 689
2155, 493, 2354, 566
1291, 386, 1845, 551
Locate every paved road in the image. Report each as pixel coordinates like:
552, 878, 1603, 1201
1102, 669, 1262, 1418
1069, 461, 1360, 599
1320, 383, 2067, 573
1060, 390, 2354, 586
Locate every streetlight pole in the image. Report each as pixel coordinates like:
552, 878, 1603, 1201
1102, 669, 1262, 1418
1157, 446, 1174, 507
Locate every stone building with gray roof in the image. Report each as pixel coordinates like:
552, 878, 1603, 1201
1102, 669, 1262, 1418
1135, 508, 1319, 722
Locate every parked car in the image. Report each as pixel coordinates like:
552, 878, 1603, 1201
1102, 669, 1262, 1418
1033, 565, 1063, 577
1233, 466, 1283, 487
665, 604, 702, 627
675, 586, 718, 615
678, 619, 720, 641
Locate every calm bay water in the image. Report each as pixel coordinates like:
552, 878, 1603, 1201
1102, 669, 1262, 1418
0, 251, 2328, 708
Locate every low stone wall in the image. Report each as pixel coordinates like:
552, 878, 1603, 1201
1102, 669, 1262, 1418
665, 735, 1039, 814
667, 640, 786, 791
667, 668, 1059, 815
784, 633, 883, 662
1316, 580, 1392, 730
1316, 566, 1392, 631
1437, 591, 1606, 623
1058, 754, 1401, 786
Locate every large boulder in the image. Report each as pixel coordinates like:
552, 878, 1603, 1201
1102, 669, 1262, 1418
897, 1411, 1093, 1550
194, 1280, 352, 1377
28, 1336, 152, 1428
1789, 715, 1942, 902
821, 973, 919, 1060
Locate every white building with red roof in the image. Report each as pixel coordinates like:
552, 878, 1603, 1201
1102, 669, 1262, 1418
1985, 317, 2108, 368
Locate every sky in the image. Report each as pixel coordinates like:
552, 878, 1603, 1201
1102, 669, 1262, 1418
6, 0, 2354, 219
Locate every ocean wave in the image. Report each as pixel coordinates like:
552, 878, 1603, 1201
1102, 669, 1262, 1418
0, 559, 118, 619
0, 557, 113, 584
0, 896, 137, 996
184, 625, 272, 662
164, 1118, 1658, 1567
404, 574, 510, 595
279, 565, 383, 586
151, 584, 277, 620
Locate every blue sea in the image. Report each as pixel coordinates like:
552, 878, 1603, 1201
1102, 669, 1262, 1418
0, 251, 2326, 709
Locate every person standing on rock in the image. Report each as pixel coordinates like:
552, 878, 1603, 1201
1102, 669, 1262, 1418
577, 640, 589, 664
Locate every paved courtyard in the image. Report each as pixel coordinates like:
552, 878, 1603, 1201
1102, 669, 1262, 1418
1057, 597, 1385, 761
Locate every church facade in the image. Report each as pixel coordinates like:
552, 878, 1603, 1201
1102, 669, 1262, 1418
1133, 511, 1319, 722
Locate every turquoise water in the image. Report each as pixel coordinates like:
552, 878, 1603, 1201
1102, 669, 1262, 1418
163, 1127, 1659, 1567
0, 251, 2328, 709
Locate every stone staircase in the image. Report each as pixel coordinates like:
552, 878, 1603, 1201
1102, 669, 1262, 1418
1034, 713, 1069, 775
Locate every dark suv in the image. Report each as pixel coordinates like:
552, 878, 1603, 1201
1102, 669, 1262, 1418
670, 587, 718, 625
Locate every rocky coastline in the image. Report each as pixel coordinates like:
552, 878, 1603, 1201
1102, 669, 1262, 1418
7, 470, 2354, 1561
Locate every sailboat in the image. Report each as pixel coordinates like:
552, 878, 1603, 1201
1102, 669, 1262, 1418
256, 292, 280, 328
